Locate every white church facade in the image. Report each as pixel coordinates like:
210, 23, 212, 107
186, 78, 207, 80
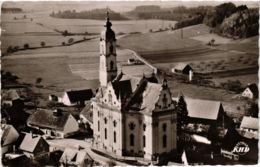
91, 12, 177, 161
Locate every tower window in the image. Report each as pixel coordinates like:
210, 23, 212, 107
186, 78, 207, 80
110, 44, 113, 53
105, 128, 107, 139
110, 61, 114, 70
163, 94, 167, 108
114, 131, 116, 143
104, 117, 107, 124
98, 121, 100, 131
163, 135, 167, 148
130, 134, 134, 146
143, 135, 146, 147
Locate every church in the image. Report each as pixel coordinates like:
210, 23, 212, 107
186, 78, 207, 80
91, 11, 177, 161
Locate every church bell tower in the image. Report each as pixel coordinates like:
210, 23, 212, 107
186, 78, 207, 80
99, 10, 117, 87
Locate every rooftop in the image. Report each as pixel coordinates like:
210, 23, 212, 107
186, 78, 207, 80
240, 116, 258, 130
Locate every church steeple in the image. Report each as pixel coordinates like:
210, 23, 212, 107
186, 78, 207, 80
99, 8, 117, 87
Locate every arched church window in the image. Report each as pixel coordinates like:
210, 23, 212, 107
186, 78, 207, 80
114, 131, 116, 143
163, 135, 167, 148
143, 124, 146, 131
162, 123, 167, 132
110, 61, 114, 70
130, 134, 134, 146
129, 122, 135, 130
163, 94, 167, 108
110, 44, 113, 53
105, 128, 107, 139
113, 120, 117, 127
143, 135, 146, 147
104, 117, 107, 124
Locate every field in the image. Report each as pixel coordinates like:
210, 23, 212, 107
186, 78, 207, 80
2, 11, 258, 118
1, 12, 176, 53
118, 24, 258, 86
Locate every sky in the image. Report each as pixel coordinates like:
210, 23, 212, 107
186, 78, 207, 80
2, 0, 259, 13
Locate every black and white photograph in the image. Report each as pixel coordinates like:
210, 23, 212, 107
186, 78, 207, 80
1, 0, 259, 166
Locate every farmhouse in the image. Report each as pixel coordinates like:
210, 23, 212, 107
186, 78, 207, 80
171, 63, 193, 75
19, 133, 49, 159
91, 11, 177, 162
59, 148, 93, 167
59, 89, 94, 106
1, 124, 19, 155
242, 83, 258, 99
239, 116, 258, 139
27, 109, 79, 138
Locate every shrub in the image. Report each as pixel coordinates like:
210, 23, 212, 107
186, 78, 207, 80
24, 43, 29, 49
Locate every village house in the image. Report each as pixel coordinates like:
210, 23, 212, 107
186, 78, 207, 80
239, 116, 258, 139
1, 89, 21, 107
241, 83, 258, 99
185, 98, 226, 125
59, 148, 93, 167
27, 109, 79, 138
171, 63, 194, 81
58, 89, 94, 106
171, 63, 193, 75
1, 124, 19, 155
19, 133, 49, 159
90, 11, 177, 162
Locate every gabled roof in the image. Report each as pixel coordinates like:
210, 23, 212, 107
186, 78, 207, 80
66, 89, 94, 103
1, 124, 19, 146
19, 133, 48, 153
60, 148, 92, 164
27, 109, 71, 131
173, 63, 192, 71
240, 116, 258, 130
186, 98, 222, 120
80, 102, 93, 123
2, 89, 20, 101
244, 83, 258, 97
141, 82, 162, 112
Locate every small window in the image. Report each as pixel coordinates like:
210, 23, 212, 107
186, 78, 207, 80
163, 123, 167, 132
163, 94, 167, 108
98, 121, 100, 131
110, 61, 114, 70
104, 117, 107, 124
129, 122, 135, 130
143, 124, 146, 131
98, 111, 100, 117
108, 93, 112, 104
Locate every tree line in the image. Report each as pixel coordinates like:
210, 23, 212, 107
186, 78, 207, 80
50, 8, 128, 20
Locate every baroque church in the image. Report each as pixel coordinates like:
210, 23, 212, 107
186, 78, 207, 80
91, 11, 177, 161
